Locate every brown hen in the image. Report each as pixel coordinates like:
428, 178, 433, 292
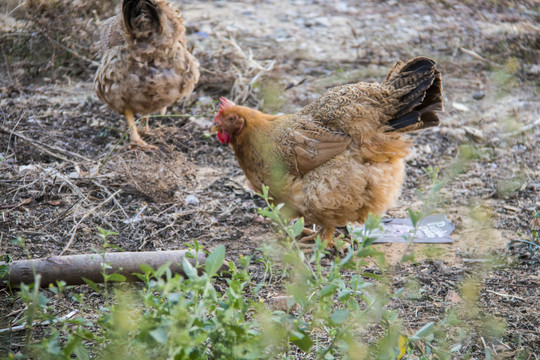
94, 0, 200, 150
214, 57, 443, 247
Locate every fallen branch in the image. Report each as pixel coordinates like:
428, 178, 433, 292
1, 250, 227, 288
0, 310, 78, 334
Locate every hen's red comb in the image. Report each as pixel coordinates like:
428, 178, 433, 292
218, 97, 235, 111
214, 97, 236, 125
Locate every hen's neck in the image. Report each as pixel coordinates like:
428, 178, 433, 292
230, 107, 277, 149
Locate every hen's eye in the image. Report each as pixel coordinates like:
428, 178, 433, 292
228, 117, 234, 122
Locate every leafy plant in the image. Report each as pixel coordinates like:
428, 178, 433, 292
7, 185, 486, 359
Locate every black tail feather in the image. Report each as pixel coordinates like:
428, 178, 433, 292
123, 0, 161, 34
385, 57, 443, 133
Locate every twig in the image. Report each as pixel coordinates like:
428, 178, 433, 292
7, 1, 27, 16
0, 310, 78, 334
91, 180, 132, 227
60, 190, 121, 255
5, 112, 25, 157
40, 31, 100, 67
0, 125, 94, 164
0, 198, 31, 210
500, 118, 540, 139
1, 44, 13, 83
496, 339, 512, 350
38, 196, 84, 232
0, 127, 71, 163
507, 239, 540, 249
459, 47, 497, 66
480, 336, 488, 351
485, 290, 524, 301
462, 258, 491, 263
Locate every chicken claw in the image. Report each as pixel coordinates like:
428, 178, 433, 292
298, 226, 336, 249
129, 138, 158, 151
125, 109, 157, 151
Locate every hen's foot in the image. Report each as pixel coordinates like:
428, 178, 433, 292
301, 227, 316, 237
298, 226, 336, 248
129, 138, 157, 151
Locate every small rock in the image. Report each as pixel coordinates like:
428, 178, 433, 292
446, 290, 462, 304
463, 126, 485, 142
472, 91, 485, 100
18, 164, 37, 173
185, 194, 199, 206
254, 215, 266, 224
266, 295, 296, 312
452, 102, 470, 112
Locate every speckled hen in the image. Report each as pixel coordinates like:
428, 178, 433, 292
94, 0, 199, 150
214, 57, 443, 247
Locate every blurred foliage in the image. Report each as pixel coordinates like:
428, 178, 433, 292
2, 183, 520, 359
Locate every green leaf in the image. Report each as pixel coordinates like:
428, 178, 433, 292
400, 252, 416, 263
339, 247, 354, 267
46, 336, 62, 355
411, 322, 434, 340
290, 331, 313, 352
150, 326, 169, 345
319, 284, 337, 298
70, 317, 93, 326
182, 257, 198, 279
205, 245, 226, 277
73, 341, 90, 360
106, 273, 127, 282
82, 278, 101, 293
407, 208, 423, 228
364, 213, 381, 232
63, 336, 89, 360
362, 236, 378, 248
330, 309, 349, 325
139, 263, 154, 274
337, 289, 352, 301
293, 218, 305, 238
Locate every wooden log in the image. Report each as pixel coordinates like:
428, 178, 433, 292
1, 250, 223, 288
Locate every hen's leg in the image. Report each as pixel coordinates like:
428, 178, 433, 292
141, 107, 167, 135
125, 109, 157, 151
298, 226, 335, 248
140, 116, 151, 135
301, 227, 316, 237
140, 107, 166, 135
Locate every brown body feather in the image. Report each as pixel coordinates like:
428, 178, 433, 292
215, 57, 443, 240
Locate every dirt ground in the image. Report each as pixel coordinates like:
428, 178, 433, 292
1, 0, 539, 357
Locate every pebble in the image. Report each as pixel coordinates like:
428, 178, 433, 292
472, 91, 485, 100
185, 194, 200, 206
452, 102, 470, 112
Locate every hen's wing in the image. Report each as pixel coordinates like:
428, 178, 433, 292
99, 16, 123, 53
297, 57, 442, 138
274, 117, 351, 176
